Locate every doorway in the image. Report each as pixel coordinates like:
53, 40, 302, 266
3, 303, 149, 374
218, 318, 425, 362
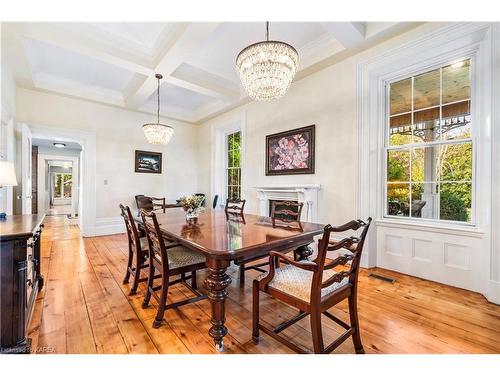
32, 139, 82, 219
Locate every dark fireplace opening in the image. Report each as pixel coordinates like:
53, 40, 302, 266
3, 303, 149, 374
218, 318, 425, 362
269, 199, 300, 221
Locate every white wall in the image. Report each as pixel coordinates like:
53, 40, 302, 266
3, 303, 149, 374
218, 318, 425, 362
198, 23, 450, 227
0, 30, 17, 215
16, 88, 199, 223
199, 60, 358, 226
197, 22, 500, 304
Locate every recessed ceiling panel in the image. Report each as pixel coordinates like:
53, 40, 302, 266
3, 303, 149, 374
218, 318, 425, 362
185, 22, 329, 84
142, 82, 215, 112
25, 38, 135, 92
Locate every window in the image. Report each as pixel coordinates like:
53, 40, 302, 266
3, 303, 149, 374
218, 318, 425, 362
386, 58, 473, 223
54, 173, 72, 198
226, 131, 241, 200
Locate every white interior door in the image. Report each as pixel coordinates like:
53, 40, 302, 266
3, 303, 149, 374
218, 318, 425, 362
20, 123, 32, 215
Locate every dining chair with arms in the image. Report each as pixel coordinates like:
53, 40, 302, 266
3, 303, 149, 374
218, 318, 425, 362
135, 194, 166, 214
237, 201, 304, 285
119, 204, 153, 295
140, 209, 208, 328
252, 217, 372, 354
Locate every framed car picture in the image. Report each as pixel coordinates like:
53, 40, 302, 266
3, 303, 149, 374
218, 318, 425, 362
135, 150, 162, 174
266, 125, 315, 175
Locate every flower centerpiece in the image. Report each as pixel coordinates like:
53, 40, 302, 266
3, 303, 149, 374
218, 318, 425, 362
179, 195, 205, 223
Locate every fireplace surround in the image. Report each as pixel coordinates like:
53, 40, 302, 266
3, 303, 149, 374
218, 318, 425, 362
254, 184, 320, 223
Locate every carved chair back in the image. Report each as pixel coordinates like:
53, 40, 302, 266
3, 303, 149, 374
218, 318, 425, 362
310, 218, 372, 303
139, 209, 170, 273
119, 204, 141, 248
225, 198, 246, 215
271, 201, 304, 229
135, 194, 166, 214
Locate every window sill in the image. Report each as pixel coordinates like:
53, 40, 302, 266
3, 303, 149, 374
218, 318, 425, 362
375, 218, 485, 238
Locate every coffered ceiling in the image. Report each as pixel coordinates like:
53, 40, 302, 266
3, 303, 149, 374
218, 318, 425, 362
2, 22, 419, 124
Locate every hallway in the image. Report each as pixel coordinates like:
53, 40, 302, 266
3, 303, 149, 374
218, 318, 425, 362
28, 216, 500, 354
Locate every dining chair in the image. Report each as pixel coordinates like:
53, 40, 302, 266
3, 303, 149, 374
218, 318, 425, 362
252, 217, 372, 354
140, 209, 208, 328
224, 197, 246, 215
271, 200, 304, 232
135, 194, 166, 214
119, 204, 152, 295
238, 201, 304, 285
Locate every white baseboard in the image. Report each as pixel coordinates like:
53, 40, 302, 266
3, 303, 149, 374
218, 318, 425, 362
486, 280, 500, 305
94, 216, 125, 236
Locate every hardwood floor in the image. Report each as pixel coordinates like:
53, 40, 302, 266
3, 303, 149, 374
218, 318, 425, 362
28, 215, 500, 354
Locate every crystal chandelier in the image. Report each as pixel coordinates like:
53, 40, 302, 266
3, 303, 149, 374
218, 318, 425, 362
236, 22, 298, 101
142, 74, 174, 145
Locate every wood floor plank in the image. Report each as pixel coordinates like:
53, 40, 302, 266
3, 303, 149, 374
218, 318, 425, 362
28, 216, 500, 354
84, 238, 159, 354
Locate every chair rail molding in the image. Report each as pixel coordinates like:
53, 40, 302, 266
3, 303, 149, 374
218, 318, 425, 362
356, 22, 499, 303
254, 184, 321, 223
29, 124, 97, 237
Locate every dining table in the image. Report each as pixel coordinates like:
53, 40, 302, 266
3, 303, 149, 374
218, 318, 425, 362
134, 209, 325, 351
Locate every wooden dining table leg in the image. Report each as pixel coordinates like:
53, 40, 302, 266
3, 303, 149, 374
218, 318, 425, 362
204, 258, 231, 352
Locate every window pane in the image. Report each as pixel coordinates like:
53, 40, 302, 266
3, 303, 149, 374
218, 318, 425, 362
54, 174, 62, 197
236, 168, 241, 186
387, 150, 410, 182
442, 59, 470, 104
414, 68, 440, 110
440, 142, 472, 182
440, 182, 472, 222
233, 147, 240, 167
63, 174, 72, 198
441, 101, 471, 141
411, 182, 439, 219
413, 107, 440, 143
390, 78, 412, 115
411, 146, 440, 182
389, 113, 412, 146
233, 131, 241, 145
228, 151, 234, 167
387, 183, 410, 217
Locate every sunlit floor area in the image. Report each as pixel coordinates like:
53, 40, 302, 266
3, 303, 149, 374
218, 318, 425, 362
26, 216, 500, 354
46, 205, 72, 216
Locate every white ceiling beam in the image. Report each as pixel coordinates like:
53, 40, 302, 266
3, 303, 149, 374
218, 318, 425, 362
321, 22, 366, 48
169, 63, 239, 100
19, 24, 154, 77
126, 22, 220, 108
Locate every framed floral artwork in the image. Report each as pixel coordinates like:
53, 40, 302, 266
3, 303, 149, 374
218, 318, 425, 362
265, 125, 315, 175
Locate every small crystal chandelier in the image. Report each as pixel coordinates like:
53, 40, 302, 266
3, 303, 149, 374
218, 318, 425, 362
236, 22, 298, 101
142, 74, 174, 145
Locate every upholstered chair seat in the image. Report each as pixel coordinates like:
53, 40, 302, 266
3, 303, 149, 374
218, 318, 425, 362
152, 245, 206, 269
256, 263, 349, 302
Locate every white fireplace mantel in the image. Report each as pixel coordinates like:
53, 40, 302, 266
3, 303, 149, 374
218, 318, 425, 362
254, 184, 321, 223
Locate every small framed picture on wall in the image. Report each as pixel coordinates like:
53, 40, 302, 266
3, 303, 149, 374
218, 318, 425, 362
265, 125, 315, 175
135, 150, 162, 174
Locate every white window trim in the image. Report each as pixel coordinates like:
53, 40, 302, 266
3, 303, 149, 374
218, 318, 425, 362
357, 23, 492, 233
357, 22, 500, 303
383, 56, 476, 226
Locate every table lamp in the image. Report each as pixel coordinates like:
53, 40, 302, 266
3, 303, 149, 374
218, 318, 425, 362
0, 160, 18, 219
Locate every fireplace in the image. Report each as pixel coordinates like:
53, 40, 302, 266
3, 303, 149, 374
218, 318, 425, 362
254, 184, 320, 223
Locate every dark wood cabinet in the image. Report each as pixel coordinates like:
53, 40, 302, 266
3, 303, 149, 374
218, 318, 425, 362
0, 214, 45, 354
